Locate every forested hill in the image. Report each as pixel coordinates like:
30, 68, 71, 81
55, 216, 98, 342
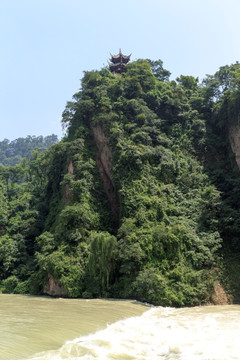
0, 134, 59, 166
1, 59, 240, 306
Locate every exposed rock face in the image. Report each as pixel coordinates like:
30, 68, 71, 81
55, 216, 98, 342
211, 282, 229, 305
44, 276, 67, 297
229, 125, 240, 169
68, 160, 74, 175
91, 125, 119, 223
64, 160, 74, 205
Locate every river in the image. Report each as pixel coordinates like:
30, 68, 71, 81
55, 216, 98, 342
0, 294, 239, 360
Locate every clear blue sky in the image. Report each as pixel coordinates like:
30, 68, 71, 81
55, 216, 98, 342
1, 0, 240, 141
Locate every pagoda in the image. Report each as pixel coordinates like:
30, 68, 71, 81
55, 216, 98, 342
109, 49, 131, 74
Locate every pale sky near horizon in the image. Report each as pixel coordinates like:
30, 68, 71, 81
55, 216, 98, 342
1, 0, 240, 141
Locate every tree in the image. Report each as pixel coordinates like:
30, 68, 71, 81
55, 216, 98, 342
88, 232, 117, 294
146, 59, 171, 82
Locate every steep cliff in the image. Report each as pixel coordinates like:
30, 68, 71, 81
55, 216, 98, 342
229, 125, 240, 169
1, 60, 240, 306
91, 125, 119, 224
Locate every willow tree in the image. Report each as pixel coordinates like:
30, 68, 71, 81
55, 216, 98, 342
88, 231, 117, 294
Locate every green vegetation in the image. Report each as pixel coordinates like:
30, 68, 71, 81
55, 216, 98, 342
1, 60, 240, 306
0, 135, 58, 166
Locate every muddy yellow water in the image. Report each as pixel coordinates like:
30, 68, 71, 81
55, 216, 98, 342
0, 295, 147, 360
1, 294, 240, 360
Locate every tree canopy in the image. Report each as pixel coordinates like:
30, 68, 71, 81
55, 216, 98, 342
0, 135, 58, 166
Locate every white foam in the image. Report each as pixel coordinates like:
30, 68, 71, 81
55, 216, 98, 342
27, 305, 240, 360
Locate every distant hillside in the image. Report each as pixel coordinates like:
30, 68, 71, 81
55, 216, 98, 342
0, 135, 59, 166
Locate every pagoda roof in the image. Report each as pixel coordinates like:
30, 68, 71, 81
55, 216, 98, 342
109, 62, 126, 69
109, 62, 127, 73
110, 49, 131, 64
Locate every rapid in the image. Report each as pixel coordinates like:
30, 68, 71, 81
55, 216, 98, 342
1, 295, 239, 360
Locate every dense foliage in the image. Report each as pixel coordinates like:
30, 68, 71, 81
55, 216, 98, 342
0, 135, 58, 166
1, 60, 240, 306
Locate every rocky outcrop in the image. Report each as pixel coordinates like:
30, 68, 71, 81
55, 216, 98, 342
64, 160, 74, 205
67, 160, 74, 175
211, 282, 230, 305
91, 125, 119, 224
229, 125, 240, 169
44, 276, 67, 297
